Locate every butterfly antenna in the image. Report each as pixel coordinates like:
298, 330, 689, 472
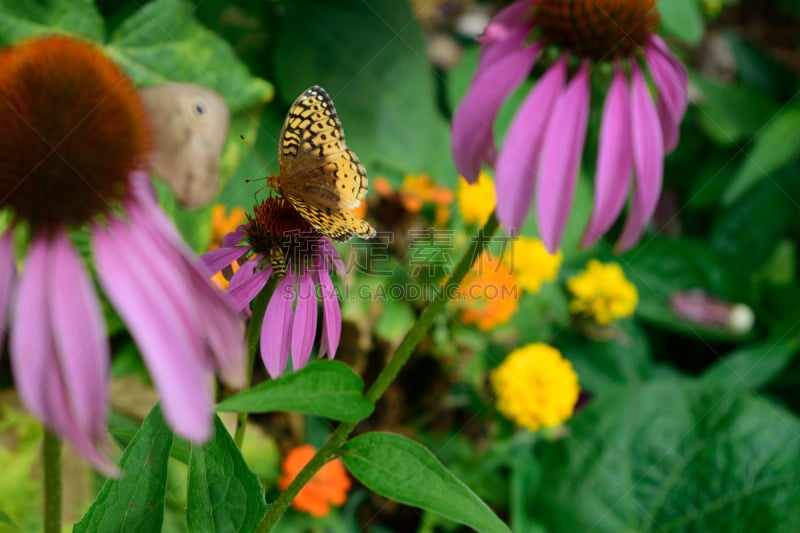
239, 134, 274, 181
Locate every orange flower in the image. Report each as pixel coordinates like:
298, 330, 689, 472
374, 174, 453, 226
208, 204, 246, 289
456, 251, 519, 331
277, 445, 352, 518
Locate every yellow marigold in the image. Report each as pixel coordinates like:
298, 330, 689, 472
567, 260, 638, 325
456, 251, 519, 331
209, 204, 246, 289
457, 172, 496, 226
491, 343, 580, 431
508, 237, 563, 293
277, 445, 351, 518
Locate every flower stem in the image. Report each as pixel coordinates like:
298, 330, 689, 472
234, 279, 276, 448
256, 213, 499, 530
43, 429, 62, 533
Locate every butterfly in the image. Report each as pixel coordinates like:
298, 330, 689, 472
268, 86, 376, 241
140, 83, 230, 207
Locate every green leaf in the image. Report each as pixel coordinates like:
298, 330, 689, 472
723, 105, 800, 204
274, 0, 454, 183
711, 164, 800, 276
74, 405, 173, 533
623, 237, 745, 340
216, 360, 373, 422
533, 380, 800, 532
186, 415, 267, 532
702, 336, 800, 390
0, 510, 16, 527
342, 432, 510, 533
105, 0, 272, 110
658, 0, 704, 44
0, 0, 104, 45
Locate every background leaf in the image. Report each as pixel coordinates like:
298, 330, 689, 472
0, 0, 104, 44
186, 415, 267, 532
216, 360, 373, 422
342, 432, 510, 533
74, 405, 173, 533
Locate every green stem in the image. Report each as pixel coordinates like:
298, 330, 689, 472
43, 429, 61, 533
256, 213, 499, 531
235, 278, 276, 448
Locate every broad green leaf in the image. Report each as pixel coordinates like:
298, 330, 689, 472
0, 510, 15, 527
74, 405, 173, 533
274, 0, 454, 184
658, 0, 704, 44
702, 336, 800, 390
711, 164, 800, 277
723, 105, 800, 204
691, 76, 779, 146
186, 415, 267, 532
105, 0, 272, 110
623, 237, 745, 340
342, 432, 510, 533
0, 0, 104, 45
216, 360, 373, 422
557, 320, 653, 396
533, 380, 800, 532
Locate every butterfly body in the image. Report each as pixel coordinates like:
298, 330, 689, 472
270, 86, 375, 241
141, 83, 229, 207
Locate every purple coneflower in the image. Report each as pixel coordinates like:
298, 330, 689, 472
202, 198, 343, 378
452, 0, 688, 252
0, 36, 245, 474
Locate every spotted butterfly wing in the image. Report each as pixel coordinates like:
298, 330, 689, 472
269, 86, 375, 239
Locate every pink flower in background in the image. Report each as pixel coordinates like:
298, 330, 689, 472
0, 36, 245, 474
203, 198, 343, 378
452, 0, 688, 252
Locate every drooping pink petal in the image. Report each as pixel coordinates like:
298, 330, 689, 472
228, 260, 271, 315
222, 225, 248, 248
316, 268, 341, 359
495, 56, 567, 231
49, 231, 109, 443
452, 42, 541, 183
321, 239, 345, 277
582, 65, 634, 248
536, 61, 591, 253
0, 231, 15, 345
477, 2, 533, 71
11, 236, 116, 475
93, 220, 213, 443
262, 271, 295, 378
617, 62, 665, 252
645, 36, 688, 152
291, 271, 318, 371
201, 246, 249, 274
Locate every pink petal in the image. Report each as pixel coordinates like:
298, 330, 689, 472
582, 65, 634, 247
477, 2, 534, 71
291, 271, 318, 370
49, 231, 109, 442
645, 36, 688, 152
316, 268, 341, 359
201, 246, 249, 274
452, 41, 540, 183
495, 56, 567, 231
262, 272, 295, 378
93, 221, 213, 442
536, 61, 591, 253
222, 226, 248, 248
617, 62, 665, 252
11, 236, 116, 475
0, 231, 15, 345
228, 260, 271, 315
321, 239, 345, 276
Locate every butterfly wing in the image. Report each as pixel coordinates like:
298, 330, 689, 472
283, 191, 376, 241
141, 83, 230, 207
276, 86, 367, 210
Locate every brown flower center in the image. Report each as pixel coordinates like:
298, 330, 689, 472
0, 35, 151, 231
246, 197, 321, 276
532, 0, 659, 61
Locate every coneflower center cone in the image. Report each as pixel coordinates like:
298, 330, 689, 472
0, 36, 150, 231
532, 0, 659, 61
